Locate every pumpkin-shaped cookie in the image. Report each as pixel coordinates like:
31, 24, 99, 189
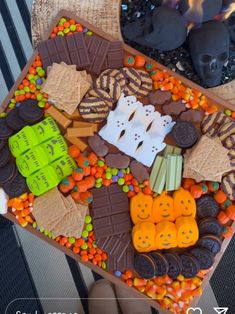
173, 187, 196, 218
152, 191, 175, 223
155, 221, 177, 249
175, 216, 199, 248
130, 192, 154, 224
132, 222, 156, 253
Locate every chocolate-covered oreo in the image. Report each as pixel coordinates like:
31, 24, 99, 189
197, 195, 220, 219
164, 252, 182, 279
0, 160, 17, 185
180, 253, 200, 278
0, 145, 10, 167
171, 120, 198, 148
150, 252, 169, 277
6, 107, 27, 131
198, 217, 223, 236
134, 253, 156, 279
197, 234, 222, 254
19, 100, 44, 124
190, 247, 215, 270
0, 118, 14, 139
3, 171, 28, 197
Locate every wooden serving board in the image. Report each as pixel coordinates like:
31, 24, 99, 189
1, 10, 235, 313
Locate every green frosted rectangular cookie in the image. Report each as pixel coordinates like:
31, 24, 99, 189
174, 155, 183, 190
173, 147, 182, 155
166, 154, 177, 191
150, 156, 163, 190
163, 145, 174, 157
153, 158, 167, 194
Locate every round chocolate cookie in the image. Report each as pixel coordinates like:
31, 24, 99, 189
190, 247, 215, 270
171, 120, 198, 148
180, 253, 200, 278
197, 234, 222, 254
0, 118, 14, 139
100, 69, 126, 89
0, 138, 7, 150
222, 173, 235, 201
95, 75, 121, 103
18, 100, 44, 124
164, 252, 182, 279
201, 111, 230, 137
150, 252, 169, 277
198, 217, 223, 236
136, 70, 153, 98
79, 97, 109, 123
88, 88, 114, 109
6, 107, 28, 131
0, 145, 10, 167
0, 160, 17, 185
3, 171, 28, 198
120, 67, 141, 96
196, 195, 220, 219
134, 253, 156, 279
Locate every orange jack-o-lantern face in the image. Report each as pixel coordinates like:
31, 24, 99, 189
152, 191, 175, 223
173, 188, 196, 218
155, 221, 177, 249
130, 192, 154, 224
175, 217, 199, 248
132, 222, 156, 253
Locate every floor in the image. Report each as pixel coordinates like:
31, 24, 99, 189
0, 0, 234, 313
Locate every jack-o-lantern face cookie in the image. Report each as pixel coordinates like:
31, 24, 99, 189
132, 222, 156, 253
173, 187, 196, 218
152, 191, 175, 223
130, 192, 154, 224
155, 221, 177, 250
175, 217, 199, 248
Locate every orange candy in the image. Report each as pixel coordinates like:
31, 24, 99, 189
214, 190, 227, 204
68, 145, 81, 158
134, 55, 146, 67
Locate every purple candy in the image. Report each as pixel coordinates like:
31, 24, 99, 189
114, 270, 122, 277
16, 102, 21, 107
36, 78, 43, 85
112, 175, 118, 183
83, 27, 88, 33
129, 185, 134, 191
118, 170, 124, 178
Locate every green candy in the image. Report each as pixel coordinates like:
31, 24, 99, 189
101, 261, 106, 269
86, 31, 93, 36
36, 85, 41, 90
39, 227, 45, 233
38, 101, 45, 108
24, 86, 30, 92
82, 230, 89, 238
85, 215, 92, 224
86, 223, 93, 232
224, 109, 232, 116
69, 237, 75, 244
97, 160, 104, 167
14, 90, 20, 96
48, 232, 53, 238
59, 18, 67, 25
32, 222, 37, 228
19, 90, 25, 95
95, 182, 102, 188
44, 230, 49, 236
118, 178, 125, 186
106, 167, 111, 173
8, 103, 15, 109
111, 168, 118, 175
106, 172, 112, 180
96, 177, 103, 183
70, 24, 76, 32
58, 31, 65, 36
63, 28, 70, 34
92, 243, 97, 248
0, 112, 7, 117
27, 74, 34, 80
126, 167, 130, 174
37, 93, 43, 101
122, 185, 129, 193
81, 243, 88, 250
38, 69, 45, 77
10, 98, 16, 103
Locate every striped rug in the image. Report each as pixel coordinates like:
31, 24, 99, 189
0, 1, 234, 313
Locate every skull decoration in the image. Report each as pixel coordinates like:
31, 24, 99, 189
189, 21, 230, 87
178, 0, 223, 23
224, 11, 235, 43
122, 7, 187, 51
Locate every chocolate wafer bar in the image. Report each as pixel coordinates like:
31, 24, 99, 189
85, 35, 110, 75
53, 36, 71, 65
37, 41, 53, 70
102, 41, 124, 70
106, 245, 134, 272
66, 33, 90, 69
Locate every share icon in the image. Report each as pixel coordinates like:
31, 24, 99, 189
214, 307, 228, 314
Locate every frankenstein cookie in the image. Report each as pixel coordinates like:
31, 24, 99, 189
100, 69, 126, 89
88, 88, 114, 109
95, 75, 121, 103
79, 97, 109, 123
190, 247, 215, 270
18, 99, 44, 124
180, 253, 200, 278
6, 107, 27, 131
196, 195, 220, 219
201, 111, 230, 137
222, 172, 235, 200
0, 145, 10, 168
0, 118, 14, 139
198, 217, 223, 236
164, 252, 182, 279
171, 120, 198, 148
0, 160, 17, 185
150, 252, 169, 277
197, 234, 222, 254
3, 171, 28, 197
218, 121, 235, 143
136, 70, 153, 98
120, 67, 141, 96
134, 253, 156, 279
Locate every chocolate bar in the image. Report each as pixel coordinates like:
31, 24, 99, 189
66, 33, 90, 69
106, 245, 135, 272
53, 35, 71, 65
85, 35, 110, 75
90, 184, 131, 238
96, 232, 131, 261
102, 41, 124, 69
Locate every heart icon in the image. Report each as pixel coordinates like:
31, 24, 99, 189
186, 307, 203, 314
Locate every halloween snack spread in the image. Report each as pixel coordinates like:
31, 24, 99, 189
1, 13, 235, 314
